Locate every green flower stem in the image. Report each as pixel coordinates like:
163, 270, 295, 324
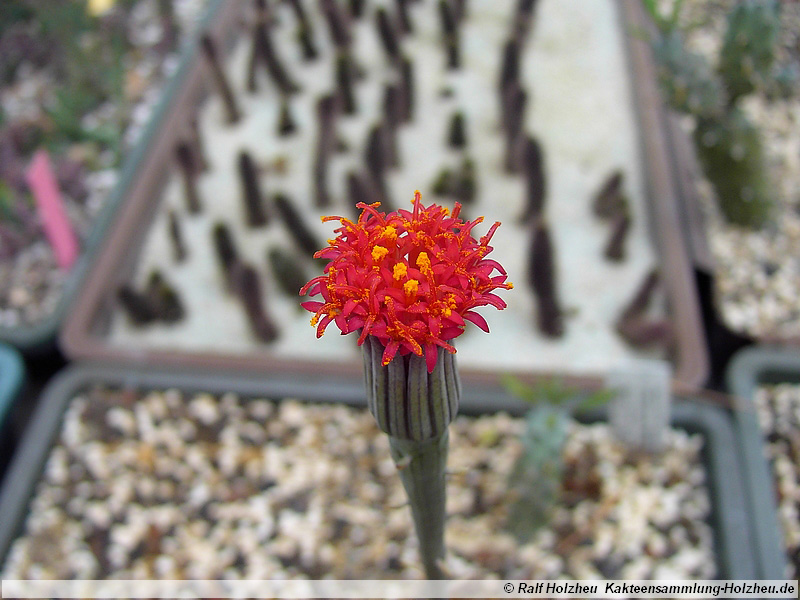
362, 335, 460, 578
389, 432, 448, 579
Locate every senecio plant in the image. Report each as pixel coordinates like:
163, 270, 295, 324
502, 376, 612, 543
300, 191, 512, 578
644, 0, 796, 228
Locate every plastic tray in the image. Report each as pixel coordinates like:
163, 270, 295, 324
0, 362, 756, 578
0, 342, 26, 483
59, 1, 708, 391
726, 347, 797, 578
0, 342, 25, 436
0, 1, 223, 355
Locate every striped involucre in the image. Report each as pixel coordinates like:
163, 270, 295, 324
362, 336, 460, 442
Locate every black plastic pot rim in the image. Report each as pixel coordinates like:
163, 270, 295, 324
0, 361, 754, 578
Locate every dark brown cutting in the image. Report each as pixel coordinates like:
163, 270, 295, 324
61, 1, 708, 391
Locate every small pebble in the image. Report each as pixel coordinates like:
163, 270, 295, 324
754, 384, 800, 576
0, 386, 716, 580
0, 0, 212, 328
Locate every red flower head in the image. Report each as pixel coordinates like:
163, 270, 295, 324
300, 191, 513, 372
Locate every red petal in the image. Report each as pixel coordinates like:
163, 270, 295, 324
342, 298, 359, 317
382, 340, 400, 365
483, 293, 508, 309
463, 311, 490, 332
316, 315, 335, 337
441, 326, 465, 340
301, 301, 325, 313
348, 316, 365, 330
357, 315, 377, 344
427, 315, 442, 336
335, 313, 350, 333
383, 287, 405, 303
445, 311, 465, 326
406, 301, 429, 313
424, 343, 438, 373
300, 279, 324, 296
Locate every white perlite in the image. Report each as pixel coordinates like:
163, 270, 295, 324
108, 0, 664, 374
0, 387, 715, 579
754, 384, 800, 578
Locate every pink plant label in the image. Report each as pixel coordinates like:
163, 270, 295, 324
26, 150, 79, 270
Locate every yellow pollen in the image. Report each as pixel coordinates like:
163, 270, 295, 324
403, 279, 419, 296
310, 314, 320, 326
383, 226, 397, 242
327, 238, 335, 245
393, 263, 408, 280
372, 245, 389, 262
508, 282, 514, 289
416, 252, 432, 275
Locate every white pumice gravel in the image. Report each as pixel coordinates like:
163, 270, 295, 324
754, 384, 800, 577
676, 1, 800, 339
0, 0, 210, 329
108, 0, 668, 375
1, 386, 716, 579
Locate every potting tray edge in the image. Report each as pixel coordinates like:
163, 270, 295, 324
726, 346, 796, 578
0, 361, 754, 578
58, 0, 709, 390
0, 0, 225, 354
0, 342, 25, 433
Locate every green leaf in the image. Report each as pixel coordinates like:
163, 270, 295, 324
641, 0, 660, 22
575, 388, 615, 414
500, 373, 536, 404
0, 181, 15, 219
669, 0, 685, 29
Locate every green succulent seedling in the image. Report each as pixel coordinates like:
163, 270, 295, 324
22, 1, 132, 162
0, 182, 35, 229
502, 375, 613, 543
0, 181, 18, 224
642, 0, 796, 229
650, 31, 723, 119
693, 108, 771, 228
642, 0, 684, 33
718, 1, 782, 104
506, 406, 569, 542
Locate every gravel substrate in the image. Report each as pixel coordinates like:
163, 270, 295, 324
754, 384, 800, 578
676, 0, 800, 339
0, 0, 210, 329
108, 0, 668, 375
1, 386, 716, 580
